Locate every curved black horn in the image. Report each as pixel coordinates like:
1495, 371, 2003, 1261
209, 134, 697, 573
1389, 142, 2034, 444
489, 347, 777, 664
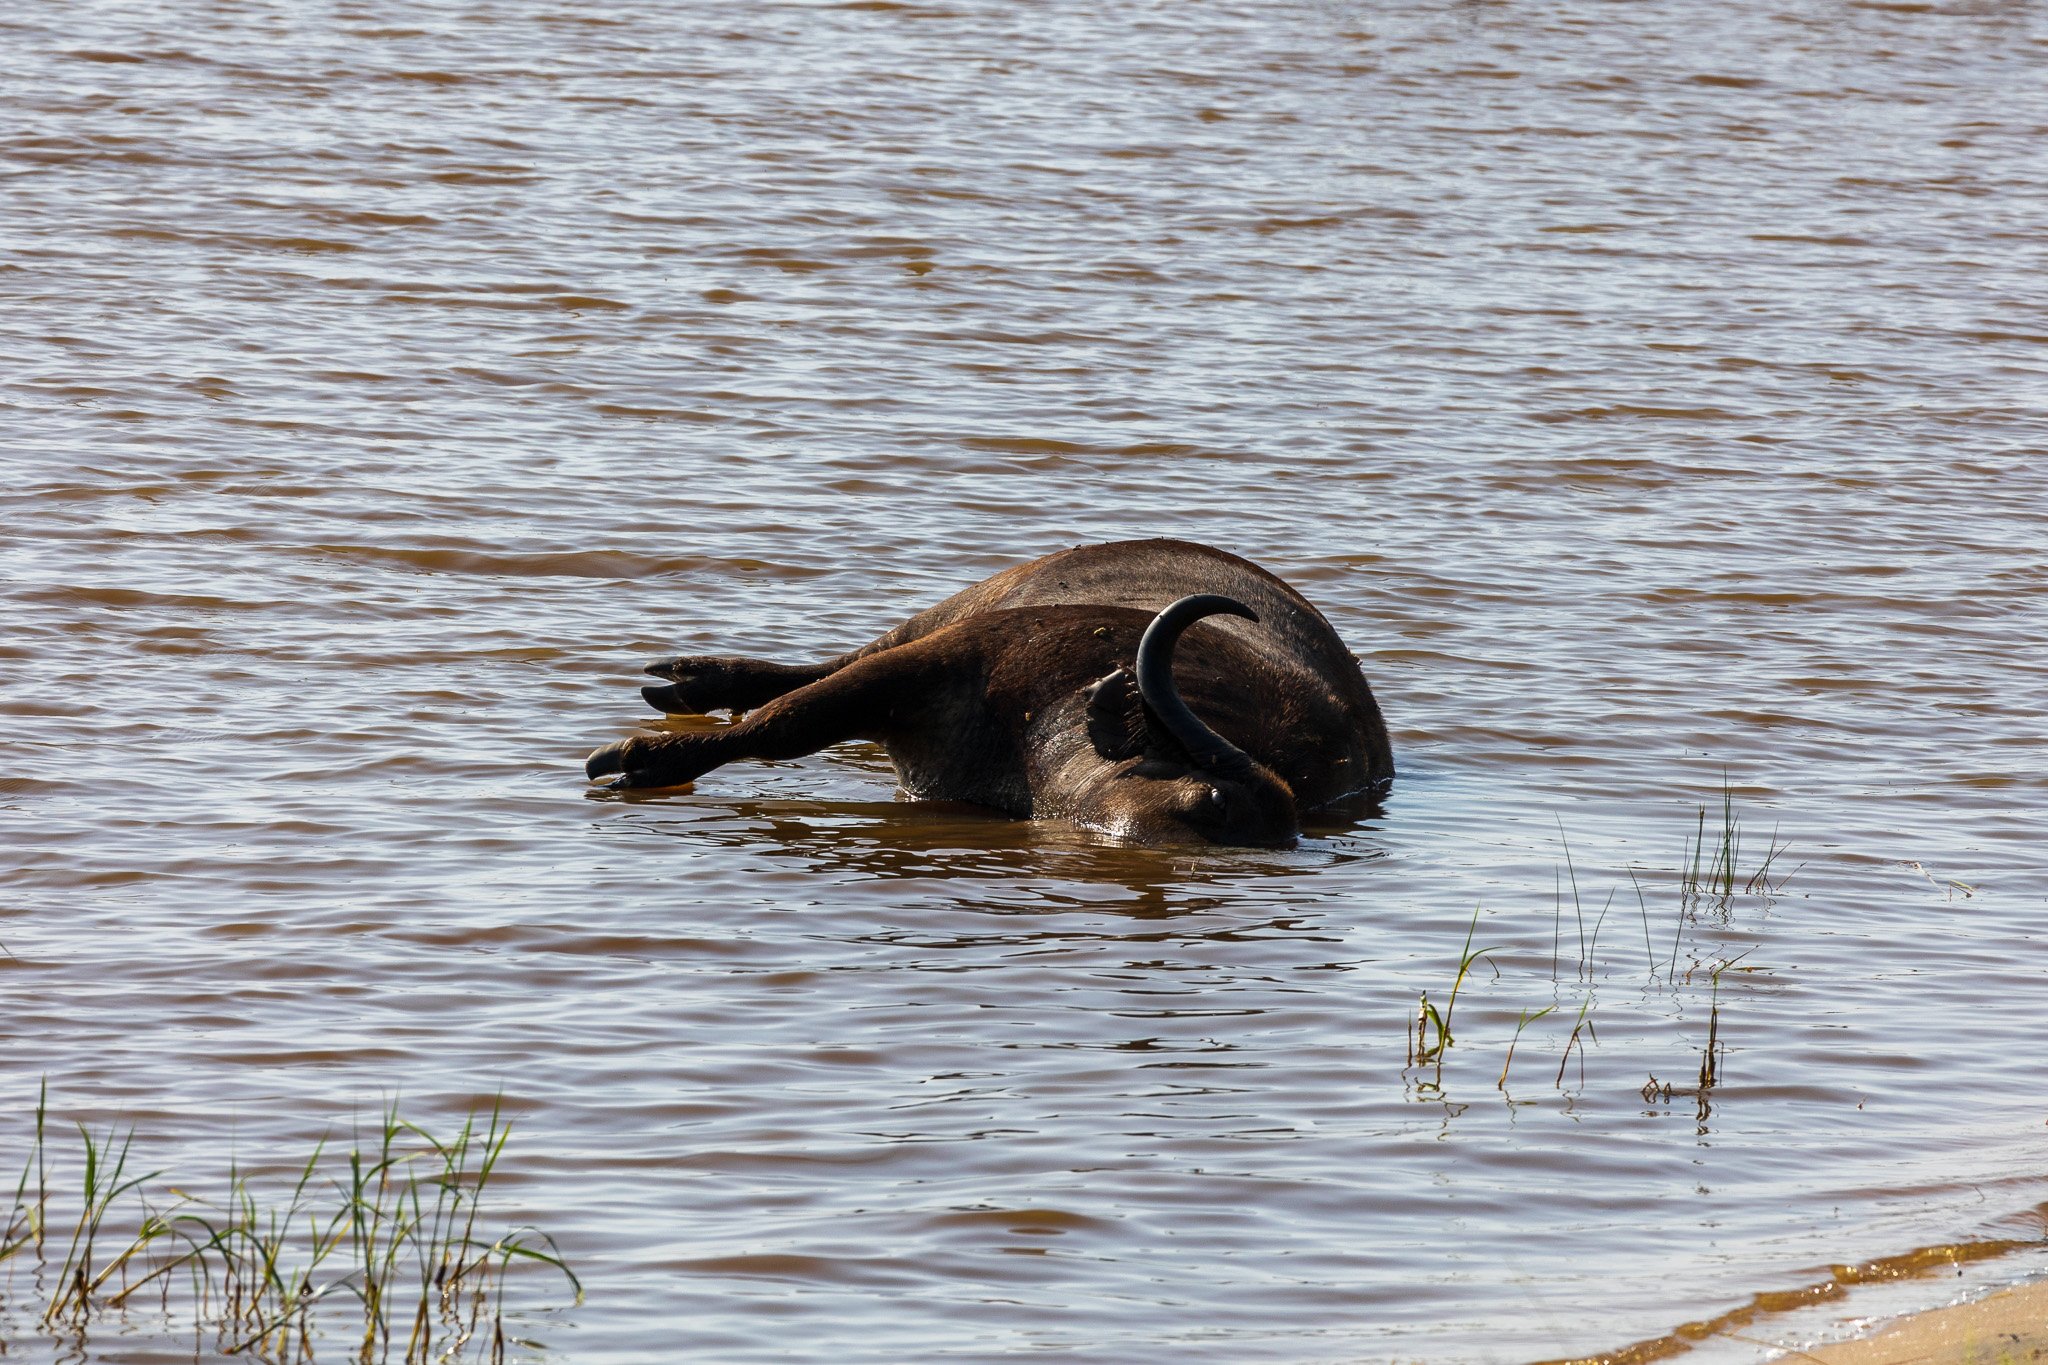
1135, 594, 1259, 771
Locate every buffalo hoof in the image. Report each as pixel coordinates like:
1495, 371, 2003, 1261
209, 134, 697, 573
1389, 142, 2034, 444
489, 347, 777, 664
585, 738, 666, 790
639, 658, 734, 714
642, 683, 690, 714
585, 735, 709, 790
585, 738, 637, 789
642, 655, 695, 682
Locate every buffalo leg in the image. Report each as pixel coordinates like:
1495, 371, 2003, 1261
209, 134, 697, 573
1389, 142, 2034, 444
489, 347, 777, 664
637, 574, 1024, 715
638, 655, 840, 715
636, 571, 1037, 715
592, 648, 932, 790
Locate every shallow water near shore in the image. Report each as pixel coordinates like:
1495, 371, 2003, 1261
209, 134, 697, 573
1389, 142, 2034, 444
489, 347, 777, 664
5, 0, 2048, 1359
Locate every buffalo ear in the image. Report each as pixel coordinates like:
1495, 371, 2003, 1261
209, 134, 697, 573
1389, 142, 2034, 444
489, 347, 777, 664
1084, 668, 1196, 766
1084, 668, 1150, 761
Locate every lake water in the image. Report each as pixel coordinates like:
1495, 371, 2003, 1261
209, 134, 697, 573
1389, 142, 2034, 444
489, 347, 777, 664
4, 0, 2047, 1359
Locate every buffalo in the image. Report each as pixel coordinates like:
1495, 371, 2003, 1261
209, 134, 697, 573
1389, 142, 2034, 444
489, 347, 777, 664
585, 538, 1393, 846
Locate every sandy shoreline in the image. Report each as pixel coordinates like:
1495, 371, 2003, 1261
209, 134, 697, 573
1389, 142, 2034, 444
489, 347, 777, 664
1546, 1238, 2048, 1365
1796, 1278, 2048, 1363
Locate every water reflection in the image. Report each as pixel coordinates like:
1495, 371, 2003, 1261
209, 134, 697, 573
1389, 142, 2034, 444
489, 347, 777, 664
602, 789, 1388, 896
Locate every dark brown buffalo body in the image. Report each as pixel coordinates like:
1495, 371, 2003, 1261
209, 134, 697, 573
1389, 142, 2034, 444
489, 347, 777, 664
586, 539, 1393, 846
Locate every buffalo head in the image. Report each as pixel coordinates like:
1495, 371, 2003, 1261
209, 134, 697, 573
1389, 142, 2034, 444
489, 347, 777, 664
1070, 594, 1300, 848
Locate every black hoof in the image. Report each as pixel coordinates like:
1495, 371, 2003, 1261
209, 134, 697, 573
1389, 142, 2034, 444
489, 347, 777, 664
642, 683, 688, 714
586, 741, 628, 782
585, 736, 706, 790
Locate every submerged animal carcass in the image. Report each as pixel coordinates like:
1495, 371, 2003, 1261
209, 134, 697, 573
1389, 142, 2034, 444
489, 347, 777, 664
585, 539, 1393, 846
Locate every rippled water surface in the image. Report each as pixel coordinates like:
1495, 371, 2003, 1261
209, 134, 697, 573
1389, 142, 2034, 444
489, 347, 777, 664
6, 0, 2048, 1359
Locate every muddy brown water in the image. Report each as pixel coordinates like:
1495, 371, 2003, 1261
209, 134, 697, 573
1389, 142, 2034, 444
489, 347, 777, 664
5, 0, 2048, 1360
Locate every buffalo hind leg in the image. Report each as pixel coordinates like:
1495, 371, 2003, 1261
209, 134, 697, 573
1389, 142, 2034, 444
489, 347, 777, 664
593, 648, 935, 790
638, 655, 841, 715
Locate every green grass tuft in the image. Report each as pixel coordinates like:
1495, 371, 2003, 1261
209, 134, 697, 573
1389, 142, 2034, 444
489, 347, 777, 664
2, 1092, 578, 1362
